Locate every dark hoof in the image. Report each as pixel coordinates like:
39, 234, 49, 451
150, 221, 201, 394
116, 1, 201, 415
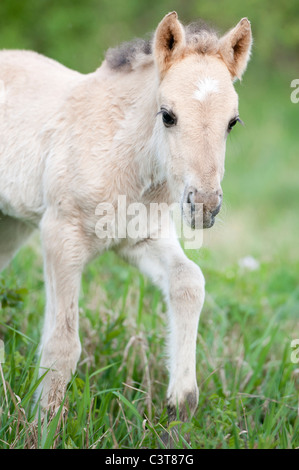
167, 390, 198, 422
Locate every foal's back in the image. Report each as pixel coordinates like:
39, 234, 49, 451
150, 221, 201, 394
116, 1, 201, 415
0, 50, 82, 222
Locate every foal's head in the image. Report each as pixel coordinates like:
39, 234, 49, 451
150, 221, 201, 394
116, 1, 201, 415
153, 12, 252, 228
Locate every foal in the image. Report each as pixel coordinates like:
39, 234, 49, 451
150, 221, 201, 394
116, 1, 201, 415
0, 12, 252, 420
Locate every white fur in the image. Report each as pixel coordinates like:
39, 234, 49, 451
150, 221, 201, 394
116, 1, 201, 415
194, 77, 219, 102
0, 79, 5, 104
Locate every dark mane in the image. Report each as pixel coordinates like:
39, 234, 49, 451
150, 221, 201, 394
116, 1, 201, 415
105, 20, 218, 72
105, 36, 153, 71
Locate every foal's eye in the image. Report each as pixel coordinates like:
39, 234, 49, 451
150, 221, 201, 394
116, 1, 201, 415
228, 116, 243, 133
161, 108, 177, 128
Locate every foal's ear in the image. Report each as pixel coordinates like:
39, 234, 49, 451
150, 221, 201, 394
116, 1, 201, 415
219, 18, 252, 81
153, 11, 186, 79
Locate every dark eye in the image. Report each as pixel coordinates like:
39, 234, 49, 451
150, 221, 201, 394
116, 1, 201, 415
228, 116, 243, 133
161, 108, 177, 128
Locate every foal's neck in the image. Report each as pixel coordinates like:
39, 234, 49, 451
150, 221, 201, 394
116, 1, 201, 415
103, 62, 165, 196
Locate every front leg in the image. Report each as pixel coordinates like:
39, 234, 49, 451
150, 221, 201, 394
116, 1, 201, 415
119, 230, 205, 421
166, 258, 205, 421
36, 210, 89, 411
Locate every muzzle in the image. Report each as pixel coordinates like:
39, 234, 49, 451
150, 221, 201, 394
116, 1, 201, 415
183, 186, 223, 229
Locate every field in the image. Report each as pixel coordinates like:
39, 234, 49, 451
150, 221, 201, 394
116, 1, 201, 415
0, 1, 299, 450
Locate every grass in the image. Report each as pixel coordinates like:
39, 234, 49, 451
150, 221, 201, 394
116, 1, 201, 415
1, 248, 298, 449
1, 66, 299, 449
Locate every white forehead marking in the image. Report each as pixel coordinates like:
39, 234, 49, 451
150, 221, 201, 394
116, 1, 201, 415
194, 77, 219, 102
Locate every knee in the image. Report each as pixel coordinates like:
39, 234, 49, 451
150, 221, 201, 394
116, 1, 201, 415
169, 260, 205, 307
41, 330, 81, 372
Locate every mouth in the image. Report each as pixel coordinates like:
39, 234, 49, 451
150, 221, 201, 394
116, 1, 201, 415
192, 213, 215, 229
182, 198, 220, 230
202, 215, 215, 229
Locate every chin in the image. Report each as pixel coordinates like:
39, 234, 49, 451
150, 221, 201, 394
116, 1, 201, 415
203, 217, 215, 229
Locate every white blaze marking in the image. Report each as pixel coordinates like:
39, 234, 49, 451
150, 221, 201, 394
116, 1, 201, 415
194, 77, 219, 102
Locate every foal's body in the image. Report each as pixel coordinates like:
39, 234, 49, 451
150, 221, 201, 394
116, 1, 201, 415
0, 13, 252, 419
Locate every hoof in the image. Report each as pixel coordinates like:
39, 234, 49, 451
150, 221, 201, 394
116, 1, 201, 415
167, 389, 198, 422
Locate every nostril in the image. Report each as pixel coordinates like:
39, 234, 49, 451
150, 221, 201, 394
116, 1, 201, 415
187, 191, 195, 212
214, 189, 223, 209
216, 190, 223, 201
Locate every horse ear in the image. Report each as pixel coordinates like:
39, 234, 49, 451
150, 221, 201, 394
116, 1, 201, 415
153, 12, 186, 79
219, 18, 252, 81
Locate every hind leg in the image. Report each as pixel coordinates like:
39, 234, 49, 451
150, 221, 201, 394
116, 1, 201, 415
0, 211, 34, 272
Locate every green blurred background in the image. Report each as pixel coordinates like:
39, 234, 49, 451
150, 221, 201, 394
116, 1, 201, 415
0, 0, 298, 264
